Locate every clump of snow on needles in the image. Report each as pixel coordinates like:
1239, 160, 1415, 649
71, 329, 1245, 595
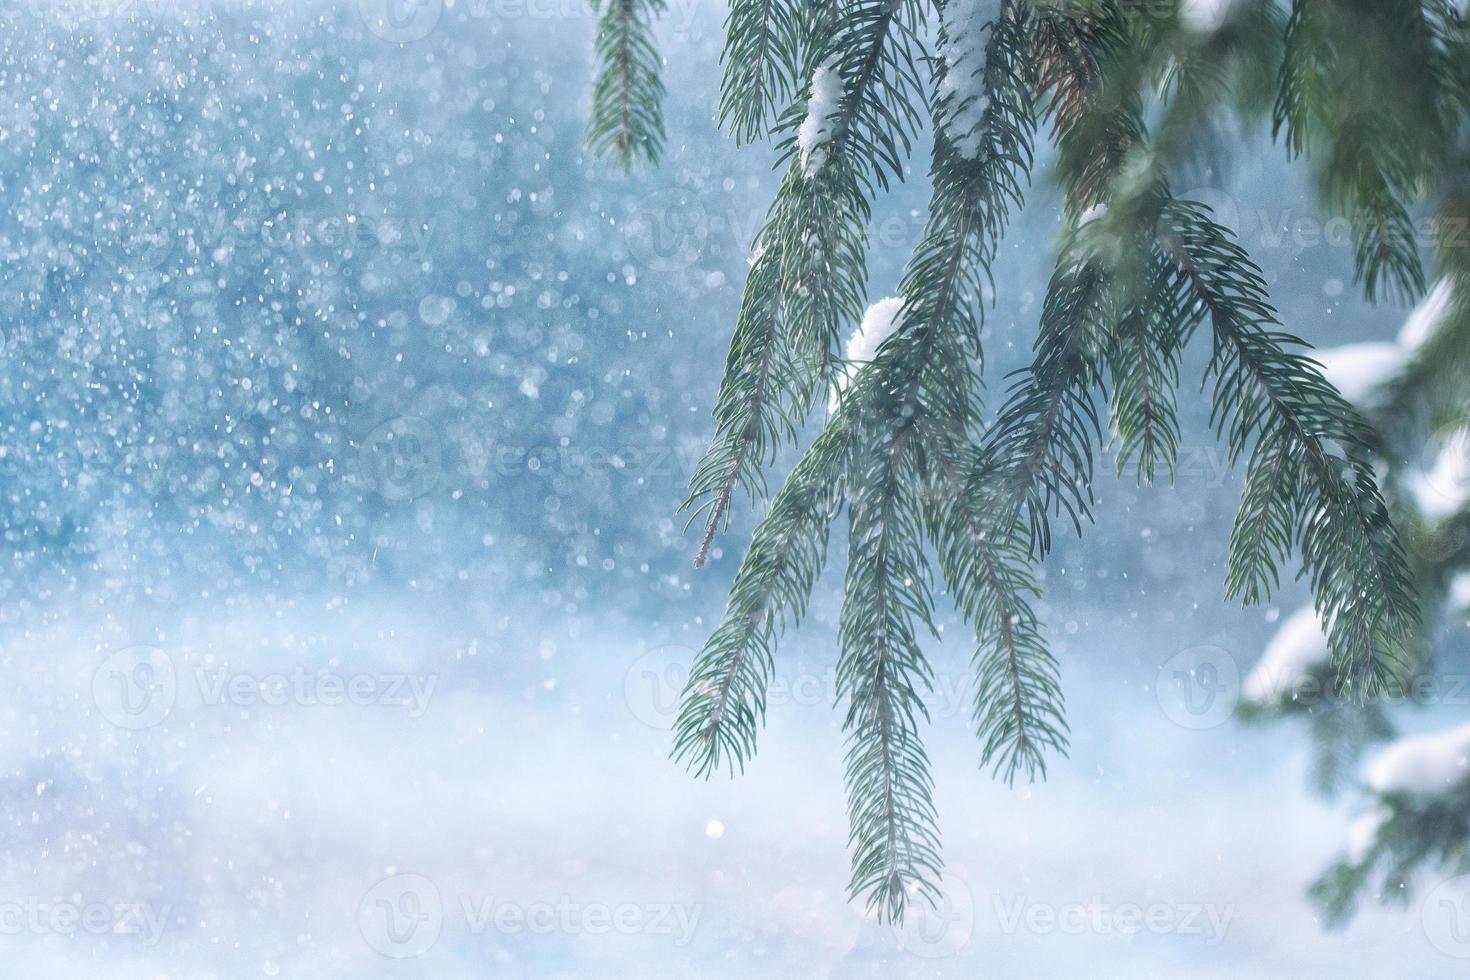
1408, 427, 1470, 522
1242, 606, 1331, 705
1078, 202, 1109, 226
831, 297, 905, 413
1344, 806, 1391, 865
1367, 720, 1470, 796
1398, 277, 1455, 351
1450, 571, 1470, 611
1179, 0, 1237, 33
1312, 343, 1407, 407
1312, 278, 1465, 524
1312, 277, 1454, 410
939, 0, 990, 159
798, 58, 846, 176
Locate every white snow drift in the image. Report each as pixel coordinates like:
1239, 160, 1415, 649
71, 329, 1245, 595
1366, 721, 1470, 796
798, 59, 846, 176
1312, 277, 1454, 410
1408, 427, 1470, 522
1242, 606, 1331, 706
831, 297, 906, 413
939, 0, 991, 159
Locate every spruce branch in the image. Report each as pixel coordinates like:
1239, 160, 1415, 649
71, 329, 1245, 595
981, 254, 1110, 557
718, 0, 810, 144
684, 0, 929, 559
838, 419, 942, 920
903, 0, 1072, 786
1160, 199, 1420, 694
684, 250, 807, 568
938, 446, 1070, 784
1424, 0, 1470, 111
1105, 249, 1184, 485
1273, 0, 1444, 303
677, 0, 1062, 911
1029, 1, 1418, 693
672, 416, 852, 776
1150, 0, 1286, 169
675, 0, 1434, 925
585, 0, 667, 171
1022, 0, 1421, 716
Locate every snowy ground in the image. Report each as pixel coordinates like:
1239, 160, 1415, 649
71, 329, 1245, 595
6, 585, 1467, 977
3, 0, 1469, 976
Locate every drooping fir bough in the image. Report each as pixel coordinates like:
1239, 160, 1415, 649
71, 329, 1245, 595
585, 0, 667, 169
632, 0, 1469, 922
1241, 280, 1470, 923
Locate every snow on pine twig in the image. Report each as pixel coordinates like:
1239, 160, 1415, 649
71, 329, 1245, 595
830, 297, 905, 413
938, 0, 990, 159
1309, 277, 1453, 411
1078, 202, 1108, 227
1397, 277, 1455, 351
1345, 805, 1391, 865
1366, 720, 1470, 796
1408, 427, 1470, 523
1450, 571, 1470, 612
1179, 0, 1237, 33
1242, 606, 1331, 706
798, 58, 846, 176
1311, 343, 1406, 408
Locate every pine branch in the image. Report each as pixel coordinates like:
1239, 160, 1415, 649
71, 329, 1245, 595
971, 5, 1153, 560
1273, 0, 1444, 303
1105, 249, 1183, 485
1312, 772, 1470, 927
1385, 171, 1470, 431
938, 448, 1069, 784
718, 0, 810, 143
1160, 199, 1420, 694
585, 0, 667, 171
910, 0, 1071, 786
672, 417, 852, 776
1424, 0, 1470, 110
675, 0, 1447, 931
684, 0, 929, 559
1021, 0, 1419, 702
1025, 2, 1418, 694
677, 1, 1056, 907
838, 422, 941, 921
1150, 0, 1286, 169
981, 254, 1110, 557
683, 251, 807, 568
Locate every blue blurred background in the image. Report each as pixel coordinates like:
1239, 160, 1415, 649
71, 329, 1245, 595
0, 0, 1463, 975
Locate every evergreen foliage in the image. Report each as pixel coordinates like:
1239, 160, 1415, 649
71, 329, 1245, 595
585, 0, 667, 170
653, 0, 1470, 921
